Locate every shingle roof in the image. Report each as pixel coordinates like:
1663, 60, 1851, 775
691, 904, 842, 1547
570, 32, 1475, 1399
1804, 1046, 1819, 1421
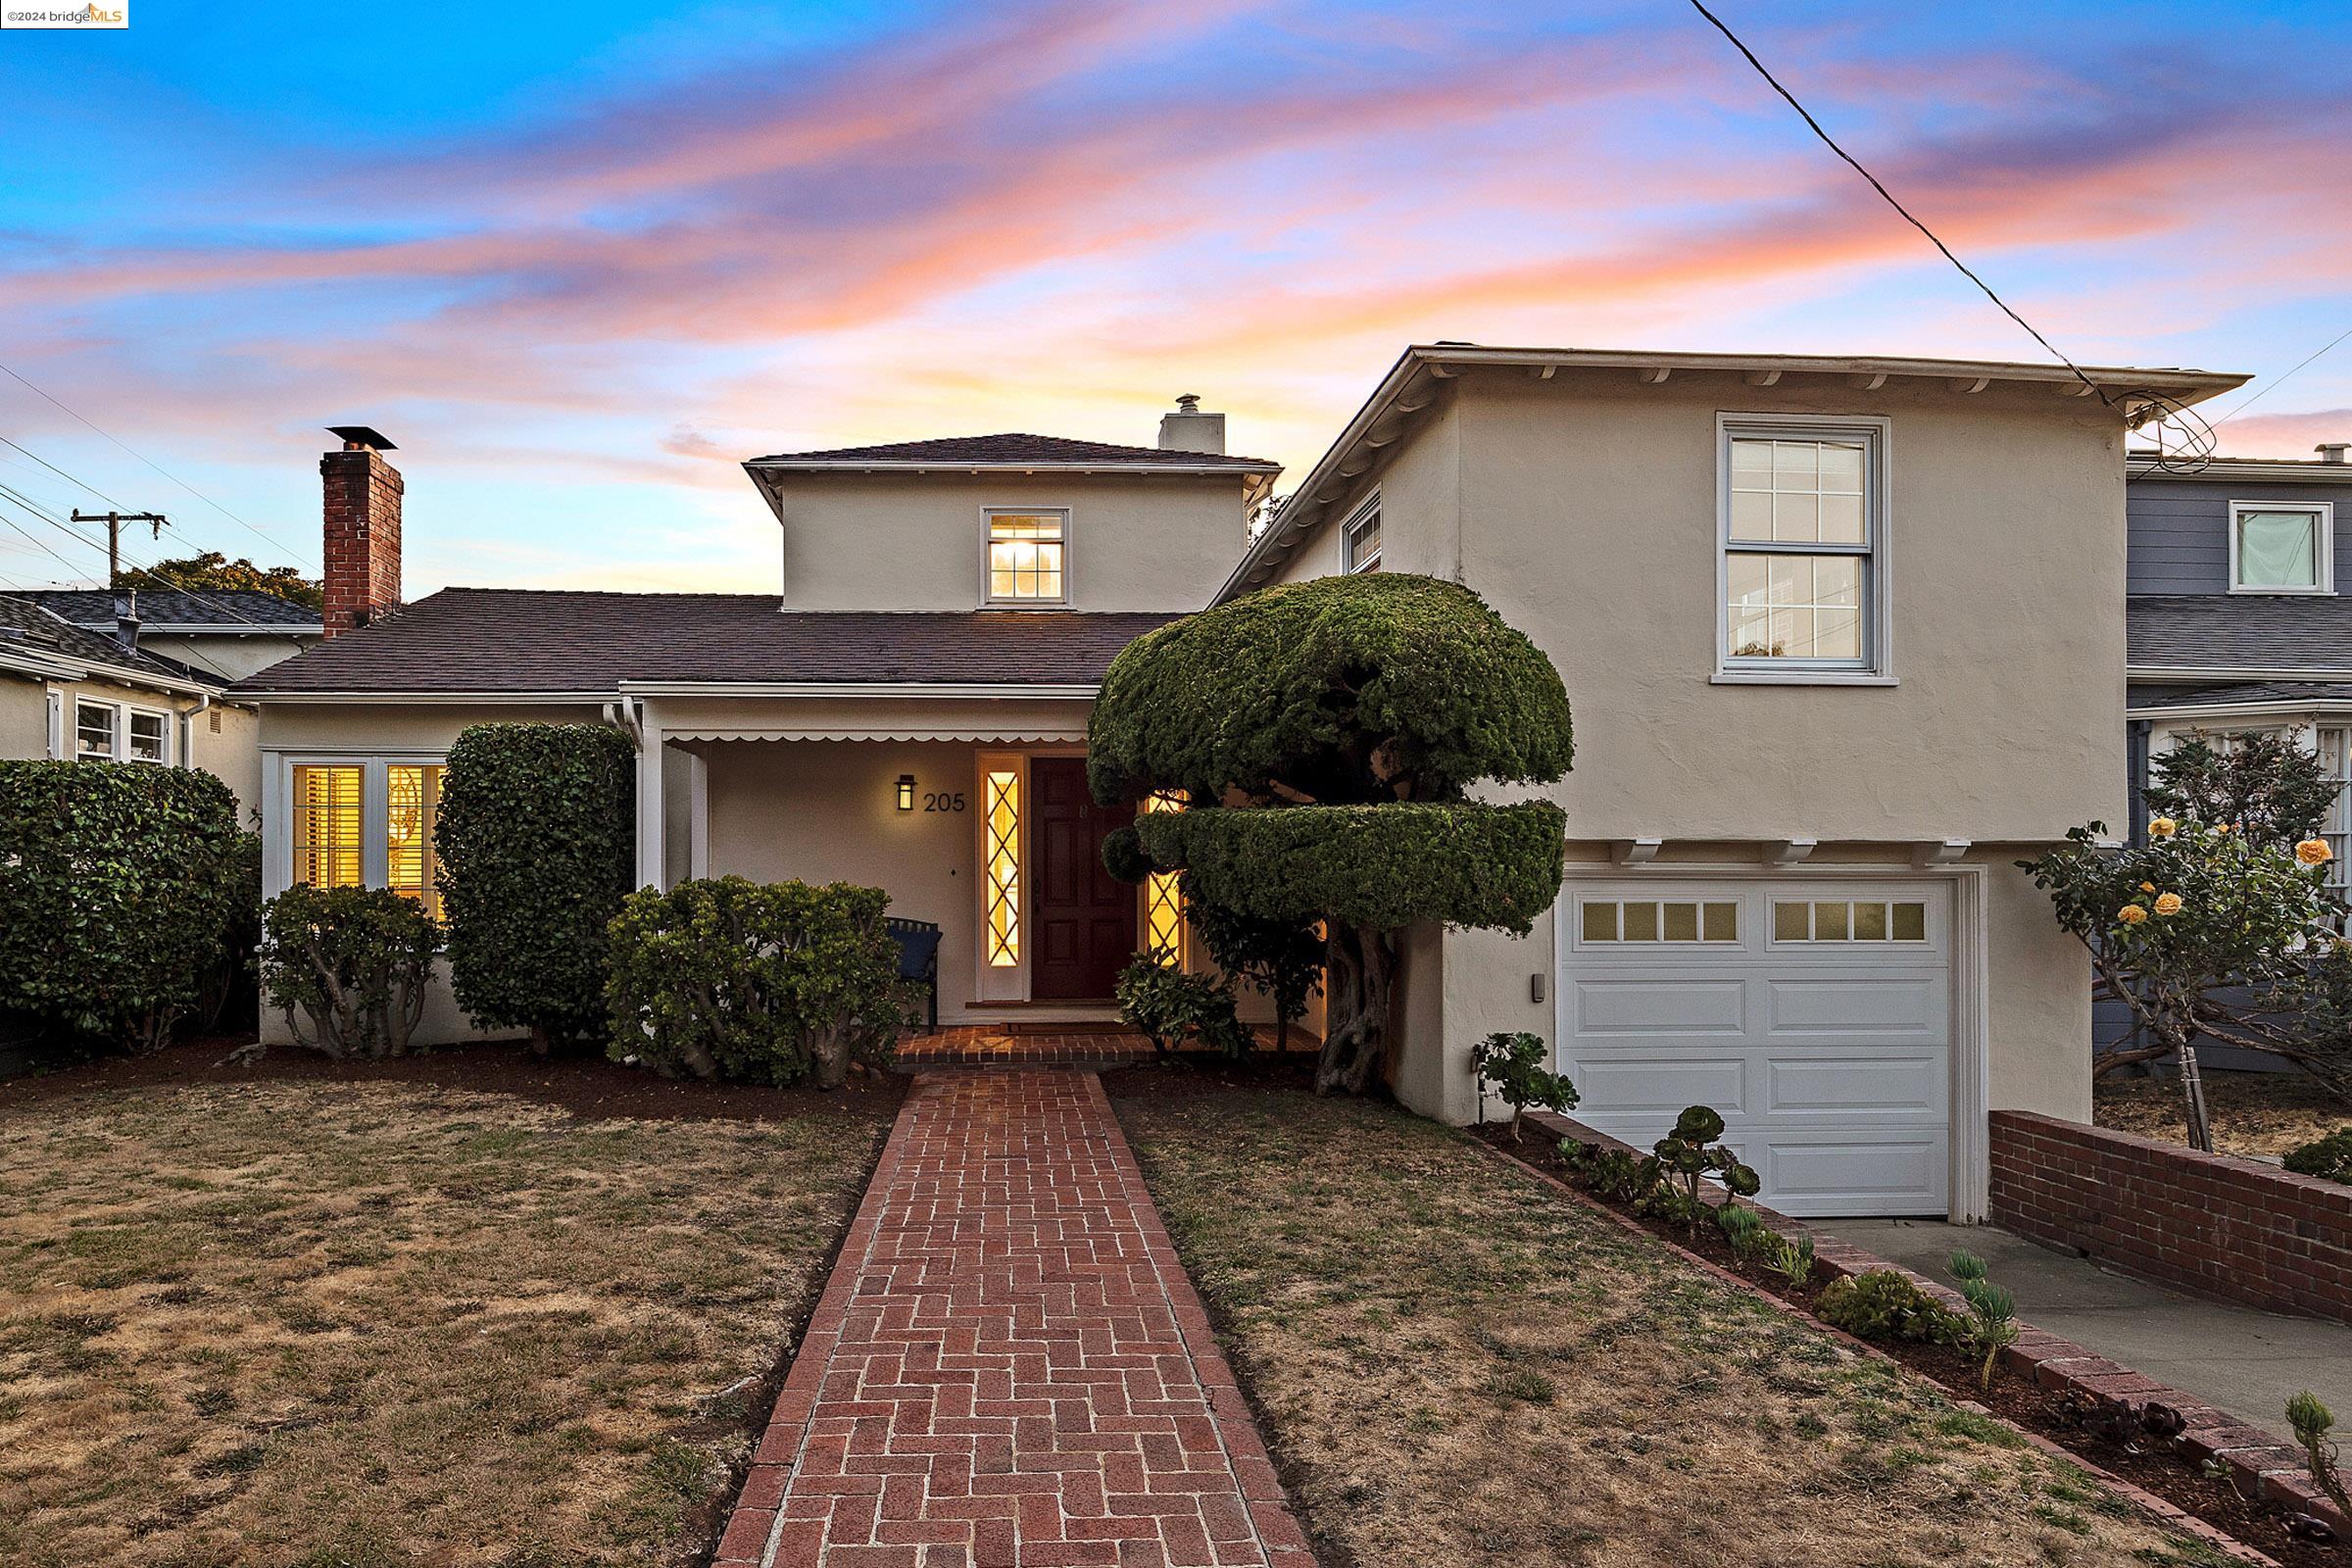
230, 589, 1178, 695
747, 433, 1278, 470
2128, 680, 2352, 712
0, 595, 224, 688
11, 587, 321, 630
2129, 596, 2352, 672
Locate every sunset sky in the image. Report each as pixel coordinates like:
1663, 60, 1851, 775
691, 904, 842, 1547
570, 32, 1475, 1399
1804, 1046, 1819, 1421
0, 0, 2346, 598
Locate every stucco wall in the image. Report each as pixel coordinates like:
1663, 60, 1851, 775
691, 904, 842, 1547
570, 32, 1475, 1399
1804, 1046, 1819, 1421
141, 633, 316, 684
2, 670, 261, 814
768, 472, 1259, 612
0, 675, 45, 760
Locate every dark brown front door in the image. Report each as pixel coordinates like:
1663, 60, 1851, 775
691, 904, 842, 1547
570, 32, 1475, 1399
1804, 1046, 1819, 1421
1031, 757, 1136, 1000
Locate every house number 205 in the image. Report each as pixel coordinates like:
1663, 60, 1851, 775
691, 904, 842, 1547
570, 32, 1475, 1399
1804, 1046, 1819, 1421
923, 792, 966, 812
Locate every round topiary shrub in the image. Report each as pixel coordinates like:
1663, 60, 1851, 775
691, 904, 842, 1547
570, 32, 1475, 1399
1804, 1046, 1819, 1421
260, 884, 440, 1058
435, 722, 635, 1052
0, 759, 246, 1052
606, 876, 912, 1088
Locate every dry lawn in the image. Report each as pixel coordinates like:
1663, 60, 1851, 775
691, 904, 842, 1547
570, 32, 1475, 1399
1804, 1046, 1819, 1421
1115, 1086, 2230, 1568
2095, 1069, 2350, 1158
0, 1077, 890, 1568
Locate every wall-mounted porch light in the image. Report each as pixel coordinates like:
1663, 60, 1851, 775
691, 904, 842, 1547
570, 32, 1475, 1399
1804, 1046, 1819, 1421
896, 774, 916, 812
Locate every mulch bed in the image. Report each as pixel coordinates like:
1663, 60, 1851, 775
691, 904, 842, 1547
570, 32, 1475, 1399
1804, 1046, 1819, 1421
1474, 1123, 2348, 1567
1100, 1049, 1326, 1102
0, 1033, 908, 1122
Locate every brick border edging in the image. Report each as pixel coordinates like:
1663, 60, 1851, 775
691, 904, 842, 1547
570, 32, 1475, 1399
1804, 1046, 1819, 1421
1080, 1072, 1317, 1567
1520, 1108, 2350, 1540
1990, 1108, 2352, 1325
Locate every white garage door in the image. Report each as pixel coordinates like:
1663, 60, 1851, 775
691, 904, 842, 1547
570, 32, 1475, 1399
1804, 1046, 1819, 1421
1558, 876, 1952, 1217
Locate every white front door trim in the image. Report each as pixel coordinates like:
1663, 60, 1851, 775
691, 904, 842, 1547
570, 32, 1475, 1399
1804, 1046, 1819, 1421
1553, 860, 1989, 1221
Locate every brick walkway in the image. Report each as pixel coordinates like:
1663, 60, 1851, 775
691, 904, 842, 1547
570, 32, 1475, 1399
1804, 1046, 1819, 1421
718, 1069, 1311, 1568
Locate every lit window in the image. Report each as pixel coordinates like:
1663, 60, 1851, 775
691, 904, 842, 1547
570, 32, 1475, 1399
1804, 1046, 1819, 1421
126, 710, 168, 763
2230, 501, 2332, 594
386, 763, 445, 918
1343, 502, 1382, 573
986, 511, 1066, 603
984, 768, 1020, 965
1723, 420, 1884, 674
1581, 900, 1738, 943
1773, 900, 1927, 943
292, 764, 364, 890
74, 702, 116, 760
1142, 793, 1185, 961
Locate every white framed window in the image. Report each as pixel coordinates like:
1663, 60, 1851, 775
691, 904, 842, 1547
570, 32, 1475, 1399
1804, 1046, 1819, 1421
2315, 727, 2352, 896
2230, 500, 2332, 595
985, 510, 1068, 605
126, 710, 168, 762
1718, 415, 1888, 681
74, 701, 115, 760
72, 698, 172, 764
278, 756, 448, 918
1342, 498, 1382, 573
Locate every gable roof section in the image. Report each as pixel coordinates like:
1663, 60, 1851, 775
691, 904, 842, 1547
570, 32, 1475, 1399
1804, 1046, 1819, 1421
0, 595, 226, 693
2129, 595, 2352, 676
12, 587, 321, 632
230, 588, 1177, 696
747, 433, 1278, 471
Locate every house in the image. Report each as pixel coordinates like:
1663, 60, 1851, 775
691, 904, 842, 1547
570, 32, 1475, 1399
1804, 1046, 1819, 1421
233, 351, 2247, 1222
9, 586, 321, 683
0, 592, 263, 810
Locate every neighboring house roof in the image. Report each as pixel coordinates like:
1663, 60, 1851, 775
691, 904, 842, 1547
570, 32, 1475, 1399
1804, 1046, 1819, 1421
2128, 679, 2352, 717
746, 433, 1279, 471
230, 588, 1178, 696
2128, 453, 2352, 484
1221, 343, 2251, 602
0, 595, 225, 694
2129, 595, 2352, 677
10, 587, 322, 633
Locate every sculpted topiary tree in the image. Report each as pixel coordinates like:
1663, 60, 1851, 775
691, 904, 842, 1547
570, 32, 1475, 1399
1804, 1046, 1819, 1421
1089, 573, 1573, 1095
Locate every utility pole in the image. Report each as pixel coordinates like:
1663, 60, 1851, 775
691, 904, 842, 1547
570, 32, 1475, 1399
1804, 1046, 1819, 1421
72, 510, 166, 589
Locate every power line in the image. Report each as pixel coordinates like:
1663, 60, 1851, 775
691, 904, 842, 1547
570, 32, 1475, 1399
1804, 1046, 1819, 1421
0, 358, 317, 569
1683, 0, 2114, 409
2208, 322, 2352, 429
0, 481, 306, 636
0, 432, 135, 511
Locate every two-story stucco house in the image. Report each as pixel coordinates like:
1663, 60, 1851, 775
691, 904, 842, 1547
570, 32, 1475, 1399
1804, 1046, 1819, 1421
233, 351, 2244, 1222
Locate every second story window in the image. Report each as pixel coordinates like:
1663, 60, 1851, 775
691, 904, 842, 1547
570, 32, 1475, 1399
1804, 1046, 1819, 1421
1720, 416, 1886, 679
2230, 501, 2332, 594
1343, 500, 1382, 573
986, 510, 1067, 604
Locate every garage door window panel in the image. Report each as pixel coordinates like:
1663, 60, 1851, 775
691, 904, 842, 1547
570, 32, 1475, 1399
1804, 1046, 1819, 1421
1580, 899, 1738, 944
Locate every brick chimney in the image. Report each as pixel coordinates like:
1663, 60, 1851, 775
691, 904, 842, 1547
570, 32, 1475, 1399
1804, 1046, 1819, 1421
320, 425, 402, 638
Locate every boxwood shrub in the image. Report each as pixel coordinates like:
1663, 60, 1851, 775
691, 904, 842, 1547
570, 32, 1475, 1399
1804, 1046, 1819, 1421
606, 876, 912, 1088
435, 722, 635, 1051
0, 759, 246, 1052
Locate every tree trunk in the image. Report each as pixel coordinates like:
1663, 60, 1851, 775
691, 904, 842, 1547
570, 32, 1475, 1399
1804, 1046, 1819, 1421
1317, 923, 1396, 1096
810, 1028, 848, 1091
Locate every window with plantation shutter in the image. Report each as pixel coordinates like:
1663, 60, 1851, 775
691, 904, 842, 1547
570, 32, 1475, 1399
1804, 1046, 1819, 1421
291, 764, 364, 890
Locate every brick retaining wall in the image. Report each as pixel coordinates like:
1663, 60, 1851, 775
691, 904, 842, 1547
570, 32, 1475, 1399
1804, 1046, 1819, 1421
1989, 1108, 2352, 1325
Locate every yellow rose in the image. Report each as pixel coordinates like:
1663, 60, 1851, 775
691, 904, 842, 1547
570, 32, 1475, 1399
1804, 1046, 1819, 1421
2139, 881, 2157, 894
2148, 817, 2177, 838
2153, 892, 2183, 916
2118, 904, 2148, 925
2297, 838, 2334, 866
2216, 823, 2233, 835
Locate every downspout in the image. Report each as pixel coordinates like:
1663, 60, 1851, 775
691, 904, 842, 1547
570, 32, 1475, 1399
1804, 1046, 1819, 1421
177, 692, 211, 770
604, 697, 644, 749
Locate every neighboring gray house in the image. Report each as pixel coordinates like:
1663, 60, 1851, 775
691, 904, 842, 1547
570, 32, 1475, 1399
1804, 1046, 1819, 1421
9, 588, 322, 684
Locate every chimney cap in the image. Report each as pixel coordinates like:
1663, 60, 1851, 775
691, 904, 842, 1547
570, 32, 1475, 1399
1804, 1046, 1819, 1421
326, 424, 398, 452
1173, 394, 1201, 414
2316, 441, 2351, 464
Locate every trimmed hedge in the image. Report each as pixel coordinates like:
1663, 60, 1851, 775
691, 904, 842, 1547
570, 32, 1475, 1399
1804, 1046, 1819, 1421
606, 877, 911, 1088
1121, 800, 1566, 936
0, 759, 246, 1052
1088, 573, 1573, 808
436, 723, 635, 1049
261, 884, 439, 1058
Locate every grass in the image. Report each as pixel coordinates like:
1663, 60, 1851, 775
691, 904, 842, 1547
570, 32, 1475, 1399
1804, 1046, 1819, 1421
2095, 1068, 2349, 1157
1114, 1086, 2231, 1568
0, 1075, 890, 1568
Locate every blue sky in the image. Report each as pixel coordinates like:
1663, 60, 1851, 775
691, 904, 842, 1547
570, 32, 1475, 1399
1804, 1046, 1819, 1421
0, 0, 2346, 597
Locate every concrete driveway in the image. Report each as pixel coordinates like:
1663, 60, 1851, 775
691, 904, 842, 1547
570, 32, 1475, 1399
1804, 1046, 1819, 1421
1828, 1218, 2352, 1443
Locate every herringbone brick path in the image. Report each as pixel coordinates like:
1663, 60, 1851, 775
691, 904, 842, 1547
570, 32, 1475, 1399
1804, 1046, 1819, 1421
717, 1069, 1311, 1568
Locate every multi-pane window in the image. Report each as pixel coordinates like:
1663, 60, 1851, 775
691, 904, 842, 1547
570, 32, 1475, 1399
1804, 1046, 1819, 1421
1724, 421, 1883, 672
1142, 793, 1185, 961
984, 768, 1021, 965
2314, 728, 2352, 895
986, 511, 1066, 603
1344, 503, 1382, 573
291, 764, 364, 890
2230, 501, 2332, 594
386, 763, 445, 918
1773, 900, 1928, 943
70, 699, 170, 763
74, 702, 116, 760
126, 710, 168, 763
1582, 899, 1739, 943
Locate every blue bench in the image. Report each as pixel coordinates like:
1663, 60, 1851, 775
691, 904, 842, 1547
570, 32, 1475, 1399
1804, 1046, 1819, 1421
885, 917, 942, 1033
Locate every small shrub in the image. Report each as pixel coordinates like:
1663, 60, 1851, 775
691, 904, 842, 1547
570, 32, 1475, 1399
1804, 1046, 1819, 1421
1469, 1031, 1577, 1142
1762, 1232, 1816, 1289
0, 760, 246, 1052
1114, 950, 1249, 1056
1646, 1105, 1760, 1231
2283, 1128, 2352, 1185
606, 877, 911, 1088
1949, 1250, 2020, 1393
260, 885, 439, 1058
1563, 1141, 1651, 1203
1816, 1269, 1969, 1347
2287, 1390, 2351, 1520
1717, 1203, 1772, 1264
